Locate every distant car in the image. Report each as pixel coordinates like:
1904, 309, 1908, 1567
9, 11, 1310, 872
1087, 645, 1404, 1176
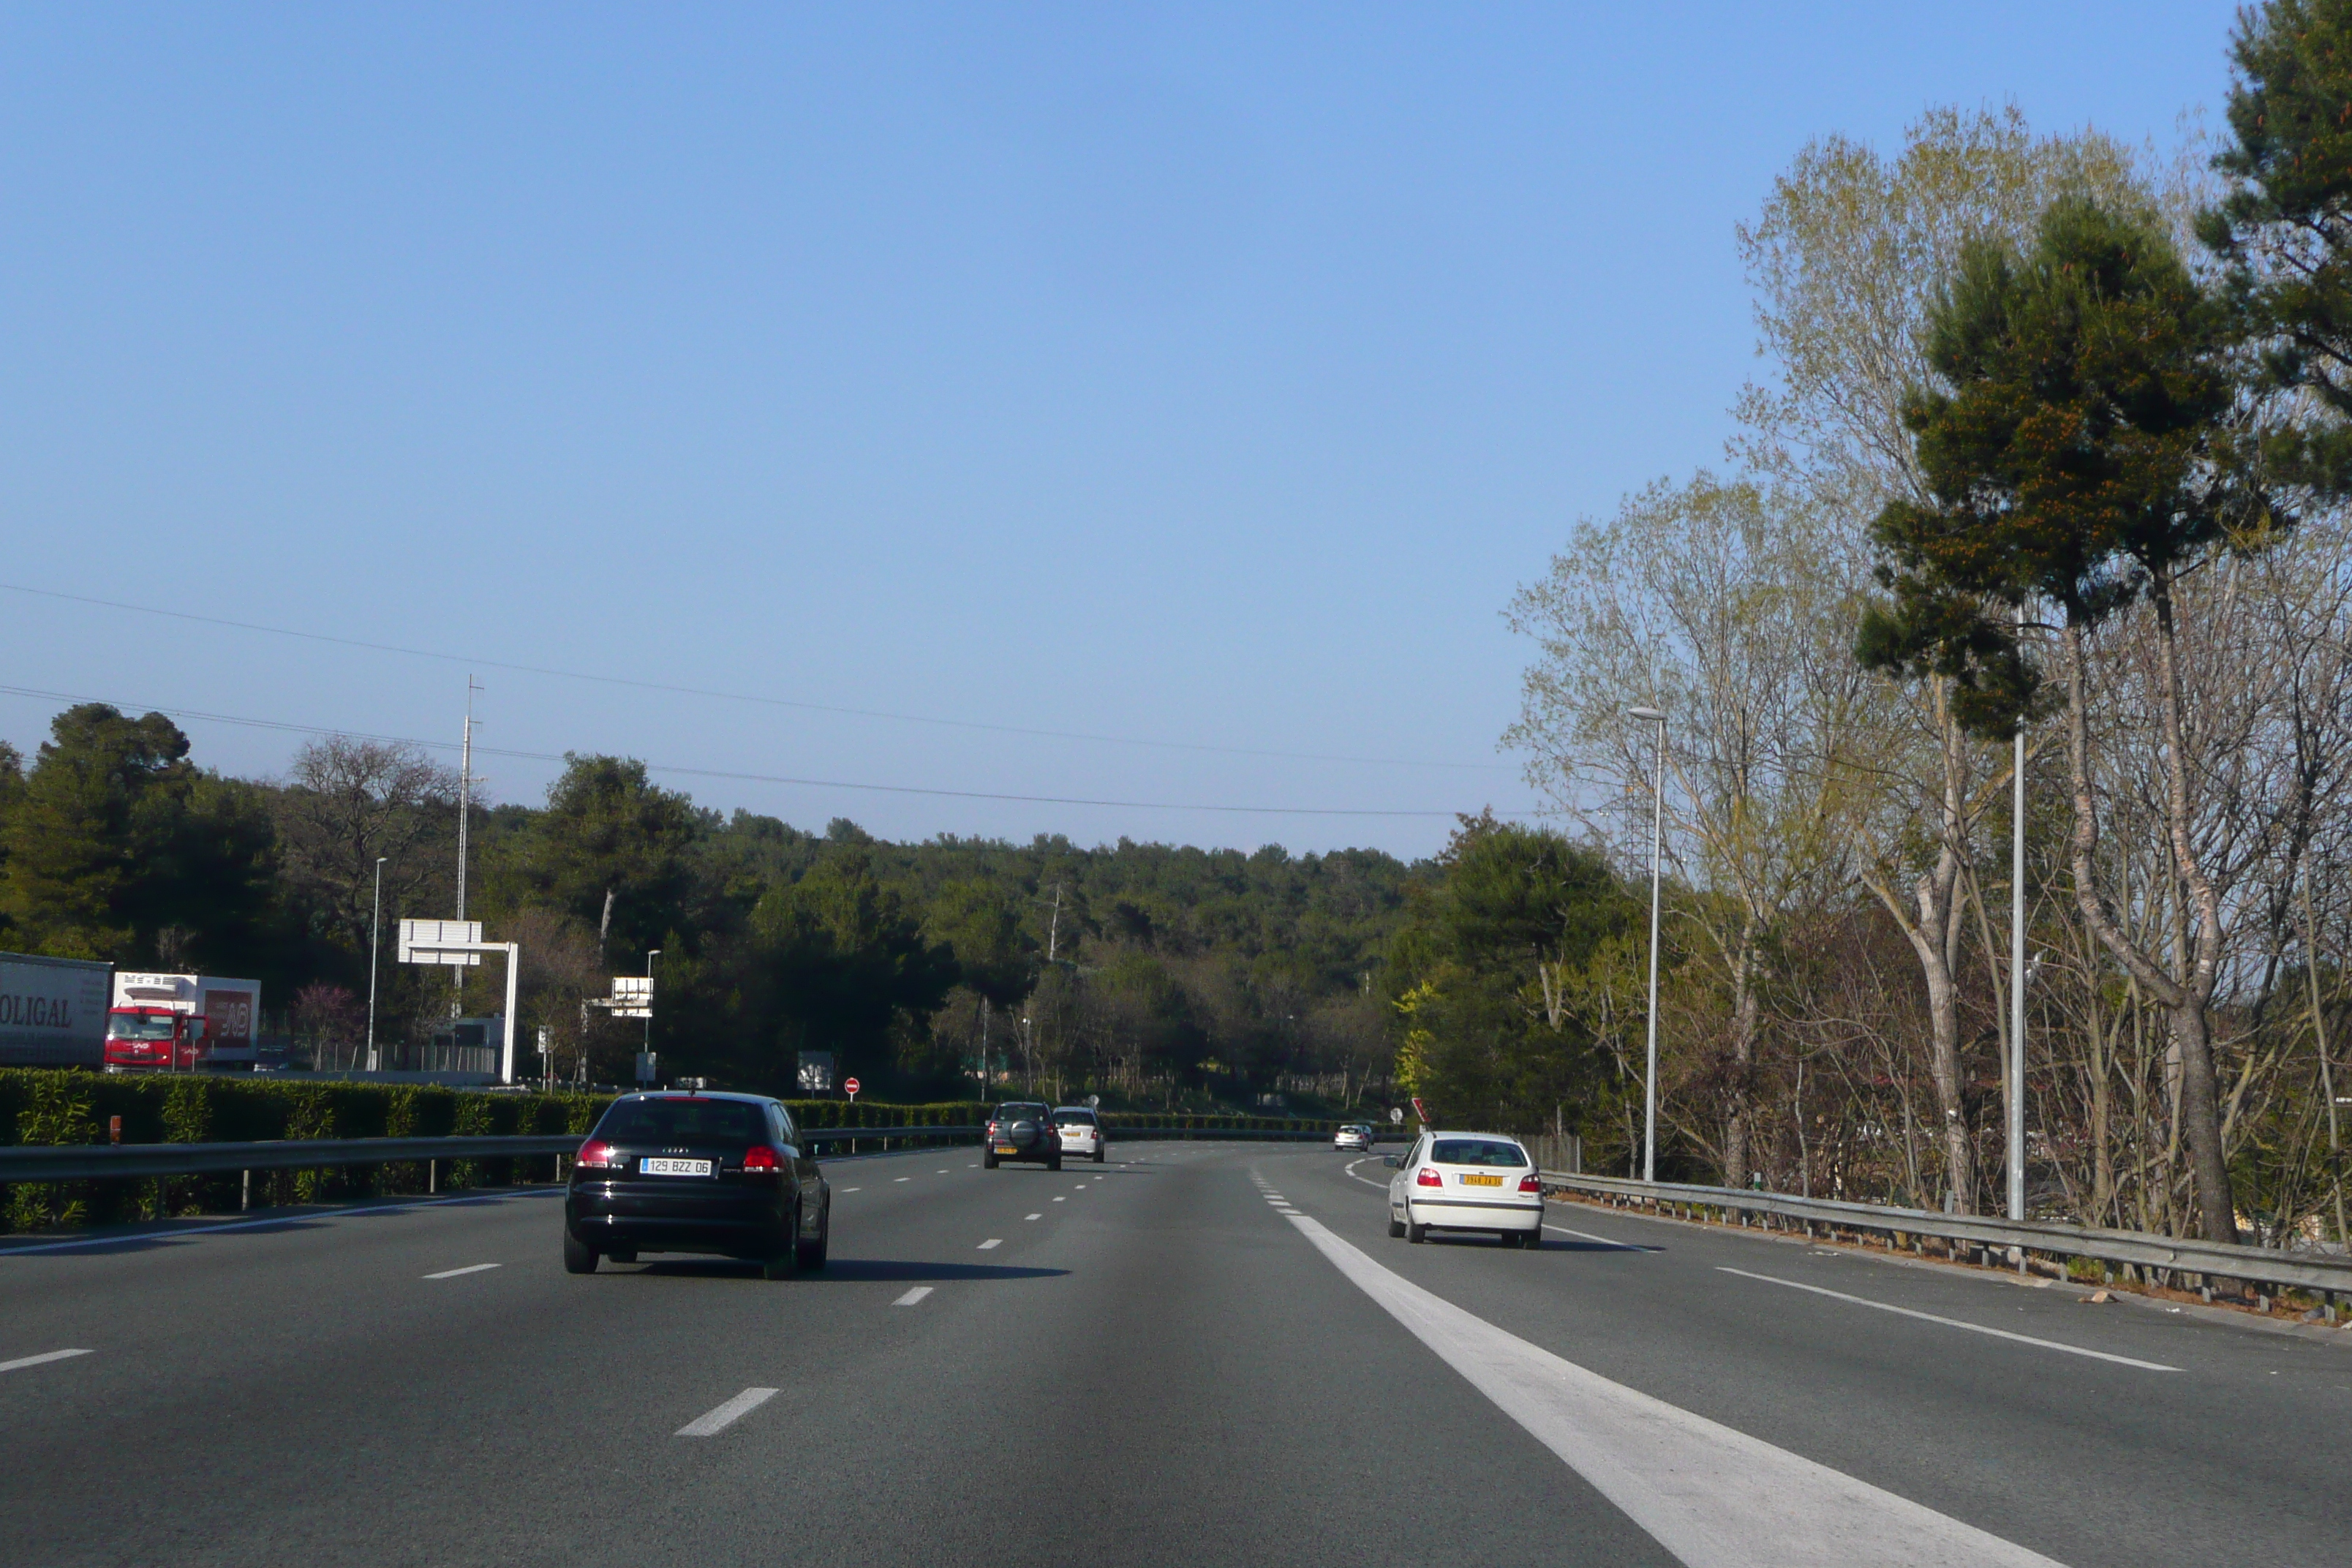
985, 1101, 1063, 1170
1333, 1124, 1372, 1152
1385, 1130, 1542, 1247
565, 1090, 830, 1279
1052, 1106, 1107, 1163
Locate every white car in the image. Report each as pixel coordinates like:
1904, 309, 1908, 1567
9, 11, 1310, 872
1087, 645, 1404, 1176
1052, 1107, 1107, 1164
1386, 1131, 1543, 1247
1333, 1124, 1372, 1152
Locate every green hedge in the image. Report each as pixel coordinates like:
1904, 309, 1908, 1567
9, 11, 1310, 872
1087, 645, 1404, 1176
0, 1071, 1344, 1234
0, 1070, 611, 1235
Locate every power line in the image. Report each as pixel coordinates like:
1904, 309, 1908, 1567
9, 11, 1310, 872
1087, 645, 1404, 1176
0, 684, 1526, 821
0, 582, 1511, 772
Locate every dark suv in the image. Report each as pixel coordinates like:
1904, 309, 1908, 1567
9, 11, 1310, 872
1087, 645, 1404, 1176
565, 1092, 830, 1279
984, 1101, 1062, 1170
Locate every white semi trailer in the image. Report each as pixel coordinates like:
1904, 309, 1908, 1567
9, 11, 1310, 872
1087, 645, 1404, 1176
0, 951, 113, 1068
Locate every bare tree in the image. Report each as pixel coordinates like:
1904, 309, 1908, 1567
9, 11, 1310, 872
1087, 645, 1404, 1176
274, 737, 459, 949
1507, 475, 1877, 1183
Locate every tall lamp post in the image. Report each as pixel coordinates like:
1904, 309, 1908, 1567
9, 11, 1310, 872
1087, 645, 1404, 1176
1627, 706, 1667, 1183
645, 949, 661, 1075
366, 856, 387, 1071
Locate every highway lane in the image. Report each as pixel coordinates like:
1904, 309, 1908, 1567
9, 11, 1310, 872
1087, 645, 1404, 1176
1, 1142, 1665, 1568
1275, 1145, 2351, 1566
2, 1139, 2343, 1567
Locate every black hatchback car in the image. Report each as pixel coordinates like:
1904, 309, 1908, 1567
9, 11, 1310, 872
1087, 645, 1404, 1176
565, 1092, 830, 1279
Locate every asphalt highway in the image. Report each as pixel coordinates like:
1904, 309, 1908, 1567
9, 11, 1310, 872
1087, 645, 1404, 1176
2, 1141, 2345, 1567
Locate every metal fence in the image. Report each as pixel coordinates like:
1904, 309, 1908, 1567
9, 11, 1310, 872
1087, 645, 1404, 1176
1539, 1169, 2352, 1305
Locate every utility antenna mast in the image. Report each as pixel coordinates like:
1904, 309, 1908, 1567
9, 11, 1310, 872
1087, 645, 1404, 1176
454, 677, 481, 1019
456, 677, 480, 920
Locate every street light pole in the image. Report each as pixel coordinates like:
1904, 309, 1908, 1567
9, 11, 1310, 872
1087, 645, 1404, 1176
366, 856, 387, 1071
1628, 706, 1667, 1184
645, 949, 661, 1071
2010, 698, 2028, 1222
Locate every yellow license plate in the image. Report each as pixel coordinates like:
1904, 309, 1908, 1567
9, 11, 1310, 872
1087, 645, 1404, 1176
994, 1144, 1018, 1155
1460, 1173, 1502, 1187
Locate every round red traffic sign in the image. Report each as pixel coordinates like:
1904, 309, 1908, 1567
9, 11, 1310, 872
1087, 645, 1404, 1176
843, 1077, 861, 1095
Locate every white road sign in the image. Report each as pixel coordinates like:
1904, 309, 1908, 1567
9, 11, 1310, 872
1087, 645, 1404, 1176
398, 919, 483, 968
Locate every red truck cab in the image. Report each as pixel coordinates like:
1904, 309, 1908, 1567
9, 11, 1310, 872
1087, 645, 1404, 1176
104, 1007, 207, 1071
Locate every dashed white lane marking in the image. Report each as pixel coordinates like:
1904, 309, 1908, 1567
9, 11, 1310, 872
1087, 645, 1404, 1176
423, 1263, 501, 1280
894, 1177, 911, 1183
937, 1169, 950, 1174
1716, 1267, 2179, 1372
978, 1239, 1002, 1250
0, 1348, 92, 1374
893, 1286, 934, 1306
676, 1387, 778, 1437
1283, 1212, 2063, 1568
1052, 1196, 1066, 1203
1025, 1213, 1041, 1221
843, 1187, 862, 1193
1545, 1224, 1657, 1251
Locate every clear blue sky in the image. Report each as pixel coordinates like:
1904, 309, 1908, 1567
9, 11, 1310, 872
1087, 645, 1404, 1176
0, 3, 2244, 859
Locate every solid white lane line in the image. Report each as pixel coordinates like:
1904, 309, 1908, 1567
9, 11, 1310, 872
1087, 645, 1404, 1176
423, 1263, 501, 1280
1025, 1213, 1041, 1221
1545, 1224, 1658, 1251
675, 1387, 779, 1437
894, 1286, 934, 1306
0, 1348, 92, 1374
978, 1239, 1002, 1250
1284, 1213, 2064, 1568
1715, 1268, 2179, 1372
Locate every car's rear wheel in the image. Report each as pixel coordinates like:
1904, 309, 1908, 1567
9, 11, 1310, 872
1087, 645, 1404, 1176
796, 1199, 830, 1269
1094, 1147, 1106, 1164
1048, 1155, 1063, 1172
762, 1205, 802, 1280
562, 1231, 599, 1274
1406, 1217, 1428, 1244
1387, 1214, 1406, 1239
984, 1151, 998, 1169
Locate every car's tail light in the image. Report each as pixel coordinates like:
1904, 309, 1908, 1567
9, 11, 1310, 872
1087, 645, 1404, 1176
1520, 1173, 1542, 1194
576, 1139, 622, 1169
1415, 1167, 1442, 1188
742, 1145, 783, 1173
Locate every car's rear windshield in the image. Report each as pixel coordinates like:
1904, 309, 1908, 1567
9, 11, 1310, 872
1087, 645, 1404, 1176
598, 1100, 767, 1144
1054, 1110, 1096, 1126
995, 1104, 1048, 1120
1431, 1138, 1528, 1168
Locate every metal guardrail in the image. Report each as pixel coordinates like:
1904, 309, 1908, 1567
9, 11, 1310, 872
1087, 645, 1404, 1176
0, 1135, 581, 1183
1539, 1169, 2352, 1300
802, 1124, 1348, 1147
0, 1123, 1355, 1182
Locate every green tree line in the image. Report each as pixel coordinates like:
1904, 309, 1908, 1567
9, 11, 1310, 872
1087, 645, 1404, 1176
0, 709, 1642, 1123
